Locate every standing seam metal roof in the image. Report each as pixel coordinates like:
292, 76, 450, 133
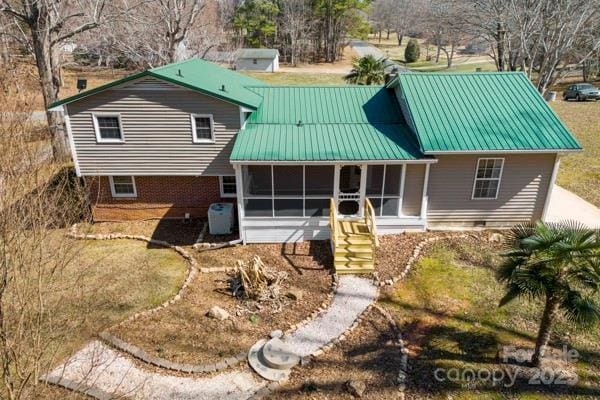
231, 86, 424, 161
393, 72, 581, 152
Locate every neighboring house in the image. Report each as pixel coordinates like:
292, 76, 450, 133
235, 49, 279, 72
49, 58, 581, 273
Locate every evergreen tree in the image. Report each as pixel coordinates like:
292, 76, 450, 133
404, 39, 420, 63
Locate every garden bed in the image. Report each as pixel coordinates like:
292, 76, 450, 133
108, 240, 334, 365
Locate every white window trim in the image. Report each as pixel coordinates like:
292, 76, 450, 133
471, 158, 504, 200
219, 175, 237, 198
93, 113, 125, 143
191, 114, 215, 143
109, 176, 137, 198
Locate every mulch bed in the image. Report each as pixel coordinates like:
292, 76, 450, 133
109, 240, 333, 365
374, 231, 439, 282
270, 308, 403, 399
80, 219, 205, 246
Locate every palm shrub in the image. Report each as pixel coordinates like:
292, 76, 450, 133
404, 39, 420, 63
344, 55, 385, 85
498, 221, 600, 366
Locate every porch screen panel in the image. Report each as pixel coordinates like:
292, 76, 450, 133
244, 199, 272, 217
305, 166, 334, 217
274, 166, 303, 195
367, 165, 403, 217
244, 166, 272, 196
273, 166, 303, 216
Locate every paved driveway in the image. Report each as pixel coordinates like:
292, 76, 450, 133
348, 39, 410, 72
545, 185, 600, 228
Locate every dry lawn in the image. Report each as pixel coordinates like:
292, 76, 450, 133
27, 233, 187, 399
109, 240, 333, 365
381, 237, 600, 400
550, 94, 600, 207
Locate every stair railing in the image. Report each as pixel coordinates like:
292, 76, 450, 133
364, 198, 380, 248
329, 198, 339, 248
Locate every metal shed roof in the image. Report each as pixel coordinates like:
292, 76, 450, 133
391, 72, 581, 153
231, 86, 423, 161
237, 48, 279, 59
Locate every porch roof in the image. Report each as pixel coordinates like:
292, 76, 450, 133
232, 86, 424, 161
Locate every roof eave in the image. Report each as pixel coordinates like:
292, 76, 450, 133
423, 148, 583, 155
47, 70, 150, 110
47, 69, 261, 111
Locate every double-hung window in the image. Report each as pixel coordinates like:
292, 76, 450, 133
220, 176, 237, 198
93, 114, 124, 142
191, 114, 214, 143
472, 158, 504, 199
109, 176, 137, 198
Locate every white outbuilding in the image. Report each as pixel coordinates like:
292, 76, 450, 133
235, 48, 279, 72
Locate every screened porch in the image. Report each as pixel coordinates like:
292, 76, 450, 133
233, 163, 431, 243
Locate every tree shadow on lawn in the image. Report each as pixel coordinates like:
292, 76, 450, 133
386, 300, 600, 398
280, 240, 334, 275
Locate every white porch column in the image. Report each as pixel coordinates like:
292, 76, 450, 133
234, 164, 246, 244
420, 163, 430, 220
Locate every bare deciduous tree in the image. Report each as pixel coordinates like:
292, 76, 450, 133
0, 0, 107, 161
0, 65, 91, 400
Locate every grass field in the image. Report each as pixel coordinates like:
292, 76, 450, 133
368, 35, 496, 72
383, 240, 600, 399
243, 71, 346, 85
551, 98, 600, 207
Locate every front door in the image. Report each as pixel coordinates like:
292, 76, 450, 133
336, 165, 365, 218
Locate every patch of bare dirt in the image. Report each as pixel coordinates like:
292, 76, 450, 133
109, 240, 333, 365
270, 308, 403, 399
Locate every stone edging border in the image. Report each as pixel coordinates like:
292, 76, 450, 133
99, 332, 246, 374
372, 304, 409, 397
65, 222, 339, 377
67, 223, 199, 328
43, 376, 113, 400
373, 233, 470, 287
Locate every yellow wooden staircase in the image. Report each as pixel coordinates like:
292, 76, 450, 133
330, 199, 379, 274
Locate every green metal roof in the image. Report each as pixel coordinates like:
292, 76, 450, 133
392, 72, 581, 153
231, 86, 423, 161
245, 86, 403, 124
49, 58, 266, 110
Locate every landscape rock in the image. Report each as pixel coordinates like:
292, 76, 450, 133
207, 306, 230, 321
489, 232, 504, 242
286, 288, 304, 301
269, 330, 283, 339
346, 380, 366, 398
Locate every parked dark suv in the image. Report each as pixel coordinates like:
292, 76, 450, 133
563, 83, 600, 101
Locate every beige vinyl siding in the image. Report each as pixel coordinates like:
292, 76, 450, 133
68, 77, 240, 176
427, 154, 555, 227
402, 164, 425, 216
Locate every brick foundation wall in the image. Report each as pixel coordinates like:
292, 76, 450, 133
85, 176, 235, 221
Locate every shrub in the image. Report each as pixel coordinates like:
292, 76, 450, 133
404, 39, 421, 63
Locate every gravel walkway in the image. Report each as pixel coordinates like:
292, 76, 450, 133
282, 275, 378, 357
46, 276, 377, 398
45, 341, 266, 400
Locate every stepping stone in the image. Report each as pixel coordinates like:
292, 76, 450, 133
262, 338, 300, 370
248, 338, 300, 381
